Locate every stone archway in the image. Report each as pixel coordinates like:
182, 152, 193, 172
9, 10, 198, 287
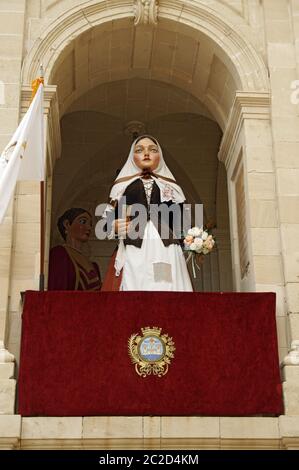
22, 0, 269, 94
19, 0, 273, 296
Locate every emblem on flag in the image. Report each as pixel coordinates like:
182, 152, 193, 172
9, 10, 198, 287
128, 326, 175, 377
0, 142, 17, 165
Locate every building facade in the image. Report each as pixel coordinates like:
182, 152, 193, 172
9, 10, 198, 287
0, 0, 299, 449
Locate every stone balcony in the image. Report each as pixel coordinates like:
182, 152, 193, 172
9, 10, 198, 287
1, 415, 299, 450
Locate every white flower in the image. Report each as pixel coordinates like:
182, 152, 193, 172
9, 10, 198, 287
201, 231, 208, 241
188, 226, 203, 237
193, 237, 203, 249
190, 239, 203, 253
193, 226, 203, 237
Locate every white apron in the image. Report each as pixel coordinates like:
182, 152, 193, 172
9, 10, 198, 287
120, 220, 193, 291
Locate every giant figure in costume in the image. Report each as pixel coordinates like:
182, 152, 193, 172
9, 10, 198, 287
101, 135, 192, 291
48, 208, 101, 290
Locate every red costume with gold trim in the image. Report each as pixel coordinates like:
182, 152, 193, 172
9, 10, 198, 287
48, 245, 101, 291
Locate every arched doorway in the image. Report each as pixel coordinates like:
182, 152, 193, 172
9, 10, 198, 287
19, 1, 271, 295
51, 79, 230, 291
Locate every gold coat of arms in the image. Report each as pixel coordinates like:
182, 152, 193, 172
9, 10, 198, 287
128, 326, 175, 377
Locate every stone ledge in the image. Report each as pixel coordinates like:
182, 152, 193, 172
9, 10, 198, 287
17, 437, 284, 450
0, 414, 21, 437
20, 439, 86, 450
0, 437, 20, 450
161, 417, 219, 438
220, 438, 281, 450
21, 417, 83, 439
158, 438, 220, 450
143, 417, 160, 439
220, 417, 279, 439
281, 438, 299, 450
0, 415, 296, 449
19, 437, 220, 450
20, 438, 163, 451
279, 416, 299, 437
83, 417, 142, 439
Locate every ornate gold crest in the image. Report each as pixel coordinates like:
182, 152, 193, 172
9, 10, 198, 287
128, 326, 175, 377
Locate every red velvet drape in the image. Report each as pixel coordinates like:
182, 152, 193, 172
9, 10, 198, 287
18, 291, 283, 416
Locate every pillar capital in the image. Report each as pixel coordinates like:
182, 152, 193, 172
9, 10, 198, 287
218, 92, 271, 169
134, 0, 158, 26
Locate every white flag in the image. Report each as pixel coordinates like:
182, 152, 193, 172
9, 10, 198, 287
0, 83, 44, 223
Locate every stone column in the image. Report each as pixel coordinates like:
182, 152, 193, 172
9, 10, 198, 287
263, 0, 299, 415
219, 92, 287, 361
0, 0, 26, 415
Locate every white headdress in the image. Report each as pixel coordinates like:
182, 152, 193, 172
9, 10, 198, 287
109, 136, 186, 204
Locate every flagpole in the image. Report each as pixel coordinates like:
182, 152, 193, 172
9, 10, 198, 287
32, 65, 45, 291
39, 65, 45, 292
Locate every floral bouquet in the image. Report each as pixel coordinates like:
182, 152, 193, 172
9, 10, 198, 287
183, 226, 216, 278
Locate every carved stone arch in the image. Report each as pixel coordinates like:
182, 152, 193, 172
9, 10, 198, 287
20, 0, 272, 296
22, 0, 269, 94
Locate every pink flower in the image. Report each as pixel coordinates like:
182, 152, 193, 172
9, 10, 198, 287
204, 239, 215, 251
184, 235, 193, 247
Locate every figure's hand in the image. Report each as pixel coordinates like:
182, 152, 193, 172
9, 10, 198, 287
114, 218, 130, 237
